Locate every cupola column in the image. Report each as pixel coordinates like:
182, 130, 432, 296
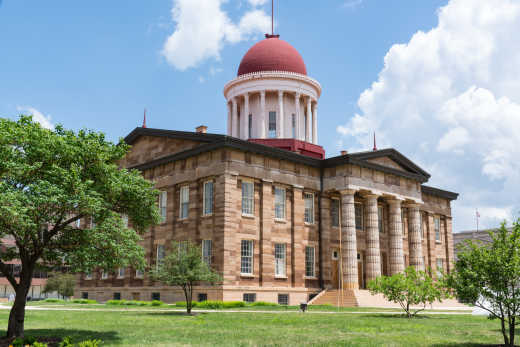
227, 102, 232, 136
295, 93, 301, 140
259, 90, 266, 138
242, 93, 249, 139
306, 97, 312, 142
232, 97, 238, 138
277, 90, 284, 138
312, 102, 318, 144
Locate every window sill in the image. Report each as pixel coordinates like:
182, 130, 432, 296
242, 214, 255, 219
240, 273, 255, 278
304, 222, 315, 226
275, 275, 288, 279
304, 276, 317, 280
135, 277, 144, 280
201, 213, 213, 218
116, 277, 124, 280
331, 226, 339, 229
274, 218, 286, 223
178, 217, 188, 221
436, 240, 442, 244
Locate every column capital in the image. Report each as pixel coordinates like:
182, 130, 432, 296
295, 92, 301, 98
339, 189, 356, 196
260, 90, 266, 96
232, 97, 238, 104
278, 90, 284, 97
362, 193, 380, 200
387, 198, 405, 206
243, 92, 249, 99
404, 202, 422, 210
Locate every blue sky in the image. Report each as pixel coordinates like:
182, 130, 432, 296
1, 0, 519, 232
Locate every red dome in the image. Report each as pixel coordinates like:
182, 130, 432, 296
237, 36, 307, 76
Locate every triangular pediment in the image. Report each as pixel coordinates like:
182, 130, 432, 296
366, 156, 407, 172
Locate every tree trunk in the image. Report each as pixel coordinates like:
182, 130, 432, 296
509, 320, 515, 347
6, 281, 30, 338
500, 317, 510, 347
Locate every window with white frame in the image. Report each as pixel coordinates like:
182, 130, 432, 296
331, 198, 340, 228
305, 246, 315, 277
203, 181, 214, 216
240, 240, 253, 275
241, 181, 254, 216
117, 268, 125, 279
268, 111, 276, 138
274, 187, 286, 220
135, 269, 144, 279
178, 241, 188, 255
202, 239, 212, 265
179, 186, 189, 219
85, 271, 92, 280
355, 203, 364, 231
304, 193, 314, 224
156, 244, 165, 270
122, 214, 129, 228
434, 217, 441, 242
278, 293, 289, 305
275, 243, 286, 277
159, 191, 167, 222
76, 218, 81, 228
243, 293, 256, 303
436, 258, 444, 277
378, 205, 384, 233
90, 218, 96, 229
101, 270, 108, 280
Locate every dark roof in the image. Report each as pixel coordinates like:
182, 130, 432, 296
124, 127, 457, 199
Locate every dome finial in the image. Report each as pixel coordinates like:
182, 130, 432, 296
265, 0, 279, 39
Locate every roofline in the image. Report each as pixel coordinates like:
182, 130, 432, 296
124, 128, 434, 184
421, 185, 459, 200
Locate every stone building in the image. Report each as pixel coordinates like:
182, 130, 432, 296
75, 34, 458, 305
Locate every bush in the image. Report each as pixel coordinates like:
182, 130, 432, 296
223, 301, 246, 308
176, 301, 198, 308
106, 299, 163, 307
59, 336, 74, 347
193, 300, 246, 309
77, 339, 102, 347
71, 299, 97, 304
33, 342, 48, 347
42, 298, 65, 303
151, 300, 164, 306
249, 301, 278, 307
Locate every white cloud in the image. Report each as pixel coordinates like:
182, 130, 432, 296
162, 0, 270, 71
248, 0, 268, 6
16, 106, 54, 129
342, 0, 363, 9
337, 0, 520, 231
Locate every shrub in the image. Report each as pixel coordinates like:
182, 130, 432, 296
151, 300, 164, 306
249, 301, 278, 307
59, 336, 74, 347
33, 342, 48, 347
71, 299, 97, 304
77, 339, 102, 347
106, 300, 122, 305
223, 301, 246, 308
176, 301, 198, 308
42, 298, 65, 303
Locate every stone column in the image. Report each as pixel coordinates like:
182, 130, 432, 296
277, 90, 284, 138
231, 97, 238, 138
242, 93, 249, 139
295, 93, 301, 140
340, 190, 358, 289
364, 194, 381, 282
388, 199, 405, 275
312, 102, 318, 144
306, 97, 312, 142
260, 90, 266, 138
408, 204, 425, 271
227, 101, 232, 136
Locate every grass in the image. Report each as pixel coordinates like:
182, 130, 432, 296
0, 308, 502, 346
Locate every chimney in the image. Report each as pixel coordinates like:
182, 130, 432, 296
341, 150, 348, 156
196, 125, 207, 134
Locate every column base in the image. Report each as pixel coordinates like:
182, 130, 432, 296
344, 282, 359, 290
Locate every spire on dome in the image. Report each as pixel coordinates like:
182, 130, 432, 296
142, 108, 147, 128
373, 132, 377, 151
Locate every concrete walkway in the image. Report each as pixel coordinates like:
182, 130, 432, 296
0, 305, 472, 315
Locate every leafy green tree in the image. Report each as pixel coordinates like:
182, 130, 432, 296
43, 272, 76, 299
0, 116, 160, 338
368, 266, 450, 317
151, 241, 221, 314
448, 220, 520, 347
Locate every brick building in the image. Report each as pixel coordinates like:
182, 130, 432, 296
75, 34, 458, 305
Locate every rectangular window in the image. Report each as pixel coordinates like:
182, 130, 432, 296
122, 214, 129, 228
268, 111, 276, 138
202, 240, 212, 265
76, 218, 81, 228
241, 181, 254, 216
274, 187, 286, 220
85, 272, 92, 280
305, 246, 315, 277
248, 114, 253, 138
304, 193, 314, 224
179, 186, 189, 219
275, 243, 286, 277
378, 205, 384, 233
151, 292, 161, 301
117, 268, 125, 279
355, 203, 364, 231
159, 191, 167, 222
331, 198, 340, 228
243, 293, 256, 303
278, 294, 289, 305
81, 292, 89, 299
178, 241, 188, 255
90, 219, 96, 229
436, 258, 444, 278
101, 270, 108, 280
291, 114, 296, 138
198, 293, 208, 302
434, 217, 441, 242
203, 181, 214, 216
135, 269, 144, 279
113, 292, 121, 300
156, 244, 165, 270
241, 240, 253, 275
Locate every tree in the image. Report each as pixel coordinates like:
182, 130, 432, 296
43, 272, 76, 299
151, 241, 221, 314
368, 266, 450, 317
448, 220, 520, 347
0, 116, 160, 338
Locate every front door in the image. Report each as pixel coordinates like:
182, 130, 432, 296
357, 253, 364, 289
331, 249, 339, 288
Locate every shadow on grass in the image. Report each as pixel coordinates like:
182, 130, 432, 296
361, 313, 432, 319
143, 311, 209, 317
431, 344, 505, 347
0, 329, 120, 345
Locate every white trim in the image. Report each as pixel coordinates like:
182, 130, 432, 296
202, 180, 214, 216
179, 185, 189, 220
304, 192, 315, 224
274, 186, 286, 220
241, 180, 255, 217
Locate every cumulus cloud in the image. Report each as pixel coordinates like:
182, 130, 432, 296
247, 0, 268, 6
337, 0, 520, 230
342, 0, 363, 9
162, 0, 270, 70
16, 106, 54, 129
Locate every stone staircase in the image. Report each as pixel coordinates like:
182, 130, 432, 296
309, 289, 359, 307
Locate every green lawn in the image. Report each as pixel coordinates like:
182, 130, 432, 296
0, 308, 503, 346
